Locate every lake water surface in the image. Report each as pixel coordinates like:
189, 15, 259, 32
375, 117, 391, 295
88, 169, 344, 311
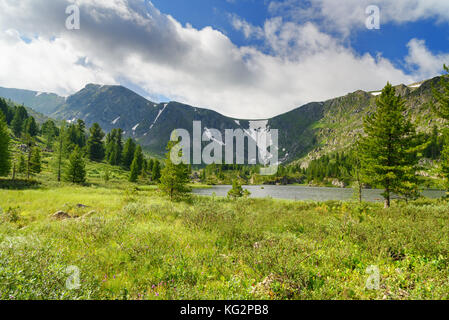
192, 185, 446, 202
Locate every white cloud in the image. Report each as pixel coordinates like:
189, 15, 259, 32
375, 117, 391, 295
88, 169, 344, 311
405, 39, 449, 79
269, 0, 449, 36
0, 0, 446, 119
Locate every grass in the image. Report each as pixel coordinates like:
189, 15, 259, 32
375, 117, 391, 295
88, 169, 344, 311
0, 182, 448, 300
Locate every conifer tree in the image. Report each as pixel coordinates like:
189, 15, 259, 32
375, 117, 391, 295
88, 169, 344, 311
122, 138, 136, 169
0, 116, 11, 176
359, 83, 422, 208
0, 98, 13, 124
87, 123, 105, 162
432, 65, 449, 189
65, 146, 86, 184
134, 145, 144, 173
129, 157, 139, 183
147, 159, 154, 179
24, 116, 38, 137
159, 141, 190, 200
42, 120, 59, 149
152, 159, 161, 182
11, 106, 28, 137
106, 129, 123, 166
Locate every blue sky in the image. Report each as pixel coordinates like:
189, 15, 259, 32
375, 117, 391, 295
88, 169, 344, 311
152, 0, 449, 76
1, 0, 449, 118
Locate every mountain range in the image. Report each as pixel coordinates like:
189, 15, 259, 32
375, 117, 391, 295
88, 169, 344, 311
0, 76, 443, 163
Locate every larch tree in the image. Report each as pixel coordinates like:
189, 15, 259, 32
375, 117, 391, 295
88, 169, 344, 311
359, 82, 423, 208
159, 141, 190, 200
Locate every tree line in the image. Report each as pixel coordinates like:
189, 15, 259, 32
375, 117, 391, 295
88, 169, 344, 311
0, 99, 161, 184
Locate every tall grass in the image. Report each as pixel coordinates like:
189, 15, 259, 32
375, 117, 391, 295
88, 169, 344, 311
0, 185, 448, 300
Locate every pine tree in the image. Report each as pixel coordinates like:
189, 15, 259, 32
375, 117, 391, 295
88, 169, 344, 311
11, 108, 25, 137
432, 65, 449, 189
159, 141, 190, 200
0, 98, 13, 124
87, 123, 105, 162
152, 159, 161, 182
106, 129, 123, 166
359, 83, 422, 208
65, 146, 87, 184
148, 159, 154, 179
30, 147, 42, 174
0, 116, 11, 177
129, 157, 139, 183
76, 119, 87, 148
42, 120, 59, 149
134, 145, 144, 173
23, 116, 38, 137
122, 138, 136, 169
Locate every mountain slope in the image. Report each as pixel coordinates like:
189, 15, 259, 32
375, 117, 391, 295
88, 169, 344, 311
0, 87, 66, 115
0, 76, 445, 161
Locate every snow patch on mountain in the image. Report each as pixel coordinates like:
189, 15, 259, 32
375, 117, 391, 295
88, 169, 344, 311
244, 120, 274, 165
112, 116, 120, 125
204, 127, 225, 146
149, 103, 169, 130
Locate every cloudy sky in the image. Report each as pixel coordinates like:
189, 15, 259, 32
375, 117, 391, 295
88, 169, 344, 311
0, 0, 449, 119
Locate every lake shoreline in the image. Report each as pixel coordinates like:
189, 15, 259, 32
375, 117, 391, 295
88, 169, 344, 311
192, 185, 446, 202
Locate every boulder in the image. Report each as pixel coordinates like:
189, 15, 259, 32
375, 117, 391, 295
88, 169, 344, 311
52, 211, 71, 220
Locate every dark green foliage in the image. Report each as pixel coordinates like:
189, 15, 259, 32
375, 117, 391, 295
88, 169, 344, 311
42, 120, 59, 149
76, 120, 87, 148
148, 159, 154, 174
432, 65, 449, 120
129, 145, 144, 182
87, 123, 105, 162
129, 158, 139, 183
64, 120, 87, 154
432, 65, 449, 189
359, 83, 423, 207
423, 125, 443, 159
151, 159, 161, 182
105, 129, 123, 166
304, 152, 353, 184
0, 98, 14, 124
65, 146, 86, 184
134, 146, 144, 173
0, 116, 11, 176
23, 116, 38, 137
122, 138, 136, 169
11, 105, 28, 137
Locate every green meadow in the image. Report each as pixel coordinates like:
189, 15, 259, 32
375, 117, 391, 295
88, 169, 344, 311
1, 180, 448, 300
